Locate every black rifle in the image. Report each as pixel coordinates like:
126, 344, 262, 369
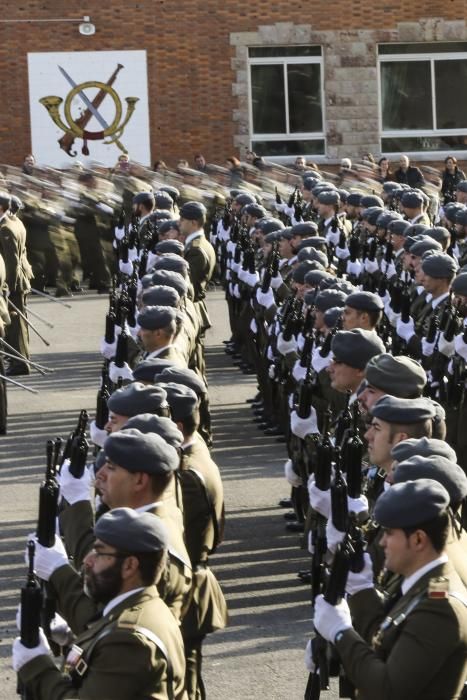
95, 363, 111, 430
17, 541, 42, 699
114, 316, 129, 369
343, 402, 363, 499
334, 390, 352, 449
331, 449, 349, 533
69, 410, 89, 478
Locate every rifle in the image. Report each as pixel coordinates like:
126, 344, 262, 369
17, 541, 42, 699
114, 319, 129, 369
334, 390, 352, 449
68, 410, 89, 478
96, 363, 111, 430
343, 402, 363, 499
331, 449, 349, 533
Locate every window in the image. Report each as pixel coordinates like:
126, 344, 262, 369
248, 46, 325, 158
378, 43, 467, 154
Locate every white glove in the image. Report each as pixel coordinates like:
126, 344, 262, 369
335, 245, 350, 260
256, 287, 275, 309
90, 420, 108, 448
396, 317, 415, 343
297, 333, 306, 353
267, 345, 275, 362
128, 247, 138, 262
237, 268, 249, 284
290, 408, 319, 439
244, 271, 259, 288
284, 458, 303, 487
454, 332, 467, 361
347, 494, 369, 518
292, 360, 307, 383
307, 476, 331, 519
312, 347, 333, 374
268, 364, 276, 379
233, 284, 241, 299
380, 290, 391, 309
58, 459, 93, 505
226, 240, 236, 255
346, 260, 362, 277
49, 612, 74, 647
421, 338, 436, 357
326, 229, 340, 246
128, 323, 139, 341
231, 261, 240, 275
277, 332, 296, 356
345, 553, 374, 596
119, 259, 134, 276
100, 338, 116, 360
386, 307, 400, 327
12, 628, 51, 672
225, 269, 231, 281
326, 519, 346, 553
307, 530, 314, 555
364, 258, 379, 274
250, 318, 258, 334
381, 260, 396, 278
114, 226, 125, 241
109, 361, 133, 383
27, 534, 68, 581
313, 595, 352, 643
304, 638, 316, 673
438, 333, 455, 357
270, 274, 283, 290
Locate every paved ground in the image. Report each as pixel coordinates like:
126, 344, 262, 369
0, 288, 339, 699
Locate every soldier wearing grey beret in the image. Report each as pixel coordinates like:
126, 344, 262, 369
154, 238, 184, 256
104, 428, 179, 475
364, 353, 426, 400
393, 455, 467, 507
421, 251, 458, 279
151, 270, 189, 298
132, 358, 177, 384
141, 286, 180, 309
331, 329, 385, 370
124, 413, 184, 449
374, 478, 449, 528
391, 436, 457, 464
179, 201, 207, 222
95, 507, 169, 552
107, 382, 169, 425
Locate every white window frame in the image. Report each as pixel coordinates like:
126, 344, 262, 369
378, 50, 467, 160
247, 50, 326, 162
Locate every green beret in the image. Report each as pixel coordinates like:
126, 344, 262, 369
104, 428, 178, 474
107, 382, 168, 417
124, 414, 184, 449
137, 305, 177, 331
365, 354, 426, 398
151, 270, 188, 297
422, 252, 458, 279
374, 479, 450, 528
391, 437, 457, 463
132, 359, 177, 383
371, 395, 435, 423
142, 286, 180, 308
331, 329, 385, 370
95, 507, 168, 552
345, 291, 384, 312
179, 201, 206, 220
158, 382, 198, 421
393, 455, 467, 505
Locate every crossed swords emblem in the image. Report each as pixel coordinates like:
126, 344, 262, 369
39, 64, 139, 157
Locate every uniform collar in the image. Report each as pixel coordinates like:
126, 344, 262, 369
102, 587, 145, 617
185, 230, 204, 246
401, 554, 448, 596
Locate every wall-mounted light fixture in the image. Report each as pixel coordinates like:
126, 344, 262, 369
0, 16, 96, 35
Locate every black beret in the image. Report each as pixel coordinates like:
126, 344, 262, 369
141, 286, 180, 308
345, 291, 383, 312
255, 217, 285, 234
154, 191, 174, 210
157, 219, 181, 236
452, 272, 467, 296
315, 289, 347, 312
409, 238, 442, 257
393, 456, 467, 505
346, 192, 362, 207
291, 222, 318, 238
391, 437, 457, 463
421, 252, 458, 279
304, 269, 332, 287
133, 191, 155, 206
151, 270, 188, 297
365, 353, 426, 397
401, 191, 424, 208
425, 226, 450, 243
124, 413, 184, 449
107, 382, 168, 417
95, 507, 168, 552
371, 395, 435, 423
153, 254, 189, 277
137, 305, 177, 330
155, 366, 207, 397
374, 479, 450, 528
323, 306, 343, 329
318, 190, 340, 206
244, 203, 267, 219
456, 180, 467, 193
132, 358, 177, 383
331, 329, 385, 369
297, 247, 328, 268
154, 239, 184, 255
179, 201, 206, 220
104, 428, 178, 474
159, 185, 180, 203
388, 219, 410, 237
158, 382, 198, 421
360, 194, 384, 208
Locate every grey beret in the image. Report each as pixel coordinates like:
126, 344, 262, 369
371, 395, 435, 423
157, 220, 181, 236
154, 191, 174, 210
393, 455, 467, 505
297, 236, 328, 252
360, 195, 384, 208
158, 382, 198, 421
278, 228, 294, 240
329, 280, 357, 296
95, 508, 168, 552
154, 239, 184, 255
382, 181, 402, 193
291, 222, 319, 238
244, 203, 267, 219
454, 208, 467, 226
391, 437, 457, 463
303, 177, 319, 191
362, 206, 384, 225
297, 247, 328, 268
456, 180, 467, 193
94, 448, 106, 472
151, 270, 188, 297
133, 191, 155, 206
331, 329, 385, 369
153, 254, 189, 277
388, 220, 411, 237
159, 185, 179, 202
107, 382, 168, 417
323, 306, 343, 329
104, 428, 178, 474
452, 272, 467, 296
410, 238, 443, 257
179, 201, 206, 220
264, 231, 281, 244
347, 193, 362, 207
374, 479, 450, 528
137, 305, 177, 330
304, 269, 332, 287
142, 286, 180, 308
425, 226, 450, 243
293, 260, 322, 284
133, 358, 177, 383
337, 189, 349, 204
318, 190, 340, 206
422, 252, 458, 279
124, 413, 184, 449
255, 217, 284, 234
401, 191, 424, 208
365, 354, 426, 398
315, 289, 347, 312
155, 366, 207, 397
235, 192, 256, 206
150, 210, 172, 222
345, 291, 383, 312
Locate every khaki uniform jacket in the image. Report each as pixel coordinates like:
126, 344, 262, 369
0, 213, 32, 293
184, 235, 216, 334
338, 562, 467, 700
20, 585, 187, 700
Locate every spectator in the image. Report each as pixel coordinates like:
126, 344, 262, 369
394, 154, 425, 188
441, 156, 466, 205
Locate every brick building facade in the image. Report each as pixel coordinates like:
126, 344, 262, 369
1, 1, 466, 167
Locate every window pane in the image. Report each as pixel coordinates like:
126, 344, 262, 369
435, 60, 467, 129
287, 63, 323, 133
379, 42, 467, 54
382, 134, 467, 152
251, 65, 285, 134
252, 139, 325, 156
249, 46, 321, 57
380, 61, 433, 130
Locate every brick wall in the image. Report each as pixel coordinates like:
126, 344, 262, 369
0, 1, 465, 167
